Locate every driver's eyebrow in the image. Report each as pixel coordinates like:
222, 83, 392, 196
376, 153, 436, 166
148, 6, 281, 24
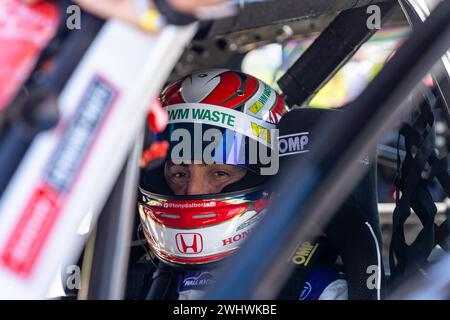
166, 162, 189, 168
167, 162, 209, 168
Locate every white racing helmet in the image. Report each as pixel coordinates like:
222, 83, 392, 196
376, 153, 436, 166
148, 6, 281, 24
138, 69, 287, 266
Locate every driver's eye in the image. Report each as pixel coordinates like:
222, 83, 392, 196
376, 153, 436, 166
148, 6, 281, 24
172, 171, 187, 179
213, 171, 229, 177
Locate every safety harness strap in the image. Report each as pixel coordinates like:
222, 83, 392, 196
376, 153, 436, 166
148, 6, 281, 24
389, 92, 450, 283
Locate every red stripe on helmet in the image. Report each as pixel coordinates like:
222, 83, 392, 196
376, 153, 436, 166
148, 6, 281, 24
268, 95, 287, 124
201, 71, 258, 109
141, 200, 248, 229
160, 78, 184, 105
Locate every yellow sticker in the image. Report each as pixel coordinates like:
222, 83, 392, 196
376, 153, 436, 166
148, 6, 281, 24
251, 122, 271, 144
249, 101, 264, 114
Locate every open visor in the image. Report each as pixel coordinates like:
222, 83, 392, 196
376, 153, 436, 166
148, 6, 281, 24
141, 104, 279, 196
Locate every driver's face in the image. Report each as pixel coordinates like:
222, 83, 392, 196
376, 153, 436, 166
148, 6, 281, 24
164, 162, 247, 195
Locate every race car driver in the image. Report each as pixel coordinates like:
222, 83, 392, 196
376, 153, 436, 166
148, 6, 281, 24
134, 68, 349, 300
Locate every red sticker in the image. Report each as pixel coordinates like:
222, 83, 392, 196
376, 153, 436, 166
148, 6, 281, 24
1, 184, 60, 278
0, 0, 60, 111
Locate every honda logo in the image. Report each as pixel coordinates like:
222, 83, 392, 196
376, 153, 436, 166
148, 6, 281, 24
175, 233, 203, 254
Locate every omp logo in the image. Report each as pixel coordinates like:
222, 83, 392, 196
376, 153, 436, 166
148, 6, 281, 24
291, 242, 318, 266
175, 233, 203, 254
278, 132, 309, 157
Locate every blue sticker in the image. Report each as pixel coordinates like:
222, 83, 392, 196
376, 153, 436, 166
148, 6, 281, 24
299, 267, 344, 300
300, 281, 312, 300
178, 271, 214, 292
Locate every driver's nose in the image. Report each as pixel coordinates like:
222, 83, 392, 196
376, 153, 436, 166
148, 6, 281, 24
185, 165, 223, 195
186, 174, 213, 195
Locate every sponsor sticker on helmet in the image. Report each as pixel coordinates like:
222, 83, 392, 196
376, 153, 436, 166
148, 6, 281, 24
236, 211, 265, 231
249, 84, 272, 113
166, 103, 276, 147
176, 233, 204, 254
165, 103, 280, 175
222, 229, 253, 246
